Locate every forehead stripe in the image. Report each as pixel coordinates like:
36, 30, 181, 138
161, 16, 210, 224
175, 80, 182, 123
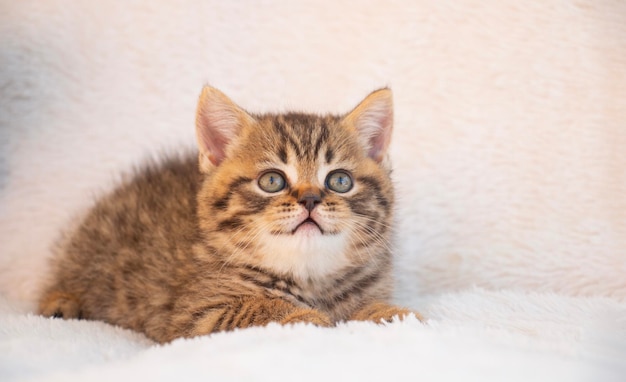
313, 123, 329, 159
277, 146, 288, 164
272, 119, 303, 159
325, 148, 334, 164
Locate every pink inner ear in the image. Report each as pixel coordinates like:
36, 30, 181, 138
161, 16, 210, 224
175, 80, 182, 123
197, 116, 230, 166
368, 112, 393, 162
346, 88, 394, 163
195, 87, 247, 167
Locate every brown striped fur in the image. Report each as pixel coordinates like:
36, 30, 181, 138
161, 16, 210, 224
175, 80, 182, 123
38, 86, 421, 343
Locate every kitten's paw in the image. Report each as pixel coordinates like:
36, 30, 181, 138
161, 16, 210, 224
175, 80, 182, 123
39, 291, 81, 319
281, 308, 333, 327
350, 302, 423, 323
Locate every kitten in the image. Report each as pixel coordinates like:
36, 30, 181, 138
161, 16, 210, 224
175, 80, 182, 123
38, 86, 419, 343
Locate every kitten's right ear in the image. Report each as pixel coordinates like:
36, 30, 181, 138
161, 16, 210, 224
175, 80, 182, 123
341, 88, 393, 163
195, 86, 254, 171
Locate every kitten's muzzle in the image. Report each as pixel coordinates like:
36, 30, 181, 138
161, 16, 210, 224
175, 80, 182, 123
292, 217, 323, 234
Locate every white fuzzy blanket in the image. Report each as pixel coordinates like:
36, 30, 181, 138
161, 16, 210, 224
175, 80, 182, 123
1, 1, 626, 380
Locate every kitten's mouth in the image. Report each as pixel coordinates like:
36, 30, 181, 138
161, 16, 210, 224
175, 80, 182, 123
292, 218, 323, 234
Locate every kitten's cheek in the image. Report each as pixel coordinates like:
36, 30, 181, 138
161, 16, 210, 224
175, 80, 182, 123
309, 211, 334, 233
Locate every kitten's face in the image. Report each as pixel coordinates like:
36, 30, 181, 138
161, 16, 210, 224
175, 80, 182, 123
196, 88, 394, 280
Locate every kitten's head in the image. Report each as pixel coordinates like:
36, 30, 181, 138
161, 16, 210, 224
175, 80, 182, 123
195, 86, 394, 281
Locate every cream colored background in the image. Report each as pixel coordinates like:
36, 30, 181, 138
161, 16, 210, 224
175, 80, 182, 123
1, 0, 625, 305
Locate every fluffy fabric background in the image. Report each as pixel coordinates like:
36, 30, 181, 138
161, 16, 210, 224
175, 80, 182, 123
1, 0, 625, 380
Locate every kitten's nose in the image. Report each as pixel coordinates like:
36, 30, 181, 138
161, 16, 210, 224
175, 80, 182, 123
297, 189, 322, 212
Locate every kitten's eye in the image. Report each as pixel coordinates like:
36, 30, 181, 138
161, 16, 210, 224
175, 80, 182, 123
258, 171, 286, 193
326, 170, 353, 193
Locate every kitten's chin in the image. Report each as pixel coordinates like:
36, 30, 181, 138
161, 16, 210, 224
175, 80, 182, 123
257, 232, 350, 281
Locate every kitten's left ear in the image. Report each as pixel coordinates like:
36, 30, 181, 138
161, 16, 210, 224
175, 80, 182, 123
342, 88, 393, 162
195, 86, 255, 172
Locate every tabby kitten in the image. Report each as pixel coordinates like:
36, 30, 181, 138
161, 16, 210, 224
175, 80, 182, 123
39, 86, 418, 343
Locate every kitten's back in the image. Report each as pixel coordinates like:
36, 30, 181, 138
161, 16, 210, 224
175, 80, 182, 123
40, 153, 202, 332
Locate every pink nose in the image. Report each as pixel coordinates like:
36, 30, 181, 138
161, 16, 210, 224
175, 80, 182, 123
297, 189, 322, 212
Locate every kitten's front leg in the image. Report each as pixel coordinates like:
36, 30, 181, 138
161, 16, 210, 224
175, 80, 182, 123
188, 297, 332, 337
349, 301, 423, 323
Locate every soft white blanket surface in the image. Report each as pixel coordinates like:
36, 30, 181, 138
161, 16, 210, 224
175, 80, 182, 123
1, 1, 625, 381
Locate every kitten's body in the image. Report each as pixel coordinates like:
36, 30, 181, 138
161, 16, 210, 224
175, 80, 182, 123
39, 88, 416, 343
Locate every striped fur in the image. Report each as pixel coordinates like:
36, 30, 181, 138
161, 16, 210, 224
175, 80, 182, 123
38, 86, 419, 343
